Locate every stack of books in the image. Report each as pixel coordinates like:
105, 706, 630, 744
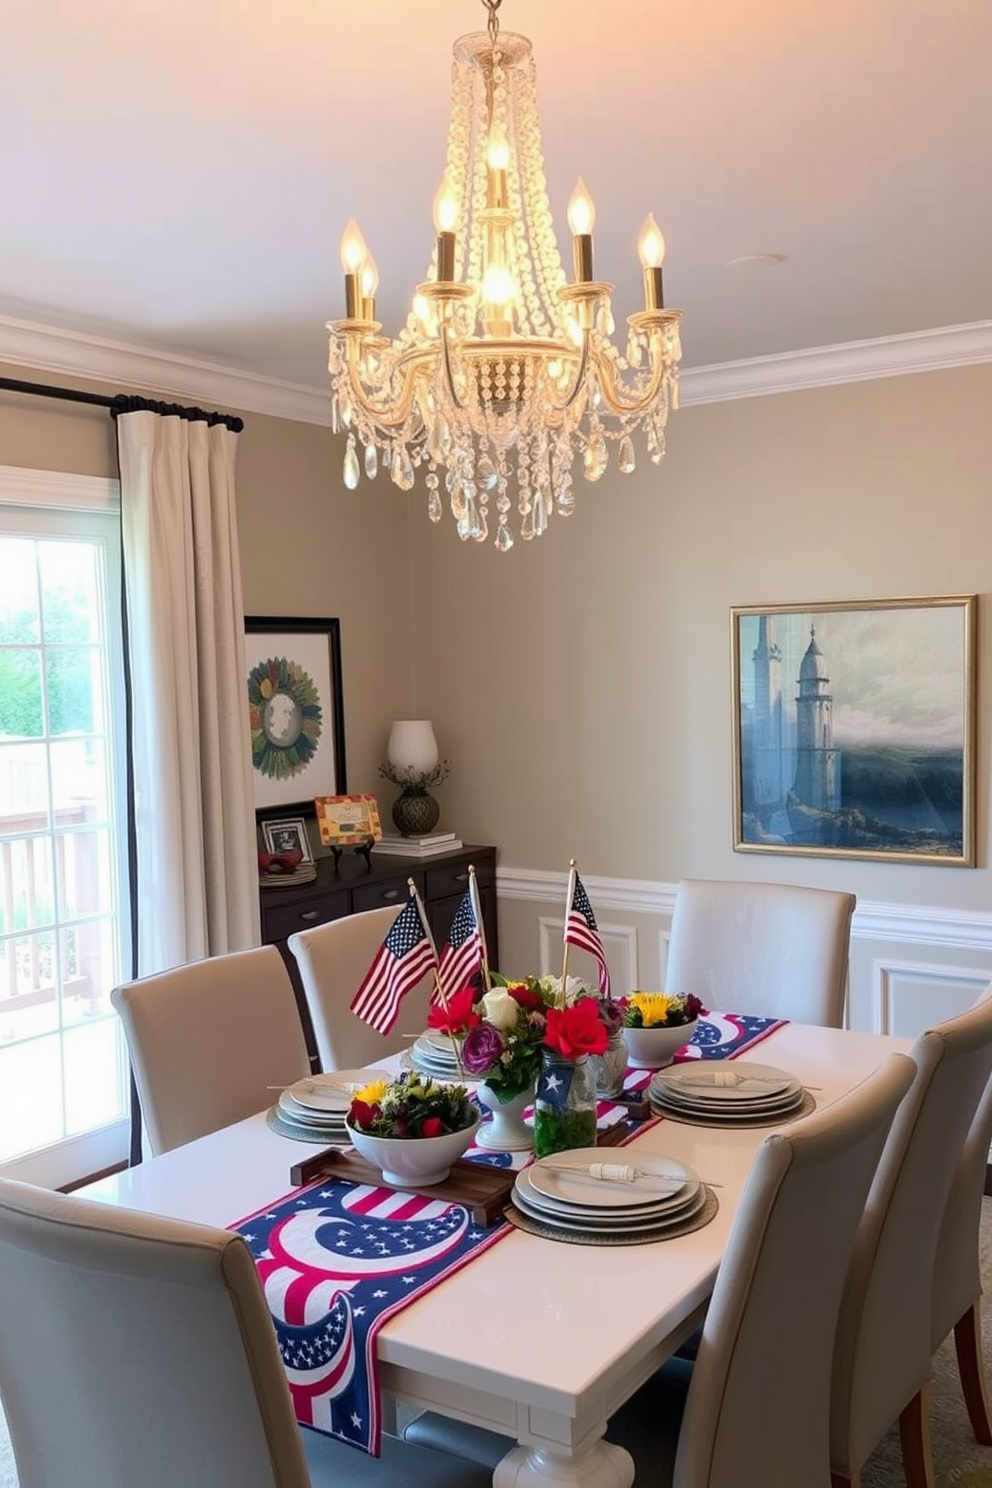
372, 831, 463, 858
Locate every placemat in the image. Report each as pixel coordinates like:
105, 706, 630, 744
232, 1178, 511, 1457
651, 1088, 817, 1128
503, 1184, 719, 1247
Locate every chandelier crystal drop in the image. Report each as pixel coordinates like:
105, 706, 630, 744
326, 0, 683, 552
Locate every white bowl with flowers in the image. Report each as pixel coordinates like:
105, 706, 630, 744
345, 1072, 480, 1187
620, 992, 704, 1068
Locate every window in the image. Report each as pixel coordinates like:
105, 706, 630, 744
0, 468, 131, 1188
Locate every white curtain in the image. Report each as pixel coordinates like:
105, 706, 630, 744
117, 406, 259, 974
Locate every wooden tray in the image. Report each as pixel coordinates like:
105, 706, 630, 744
289, 1116, 646, 1227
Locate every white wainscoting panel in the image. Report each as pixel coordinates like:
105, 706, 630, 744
871, 960, 992, 1039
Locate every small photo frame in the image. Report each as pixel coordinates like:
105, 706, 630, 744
260, 817, 314, 863
314, 794, 383, 847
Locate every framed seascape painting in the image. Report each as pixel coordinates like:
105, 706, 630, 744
244, 616, 347, 818
731, 596, 977, 867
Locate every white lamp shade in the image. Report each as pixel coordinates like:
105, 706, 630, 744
387, 720, 439, 775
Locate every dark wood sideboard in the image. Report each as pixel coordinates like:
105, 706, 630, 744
260, 844, 499, 1071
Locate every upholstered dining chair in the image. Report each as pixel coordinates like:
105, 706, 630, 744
288, 907, 433, 1071
931, 1069, 992, 1445
0, 1178, 497, 1488
111, 944, 310, 1156
403, 1053, 916, 1488
830, 986, 992, 1488
664, 878, 856, 1026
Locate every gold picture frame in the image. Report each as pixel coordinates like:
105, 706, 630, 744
731, 595, 977, 866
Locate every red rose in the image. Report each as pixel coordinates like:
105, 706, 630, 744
349, 1099, 379, 1131
544, 1000, 609, 1059
421, 1116, 444, 1138
427, 986, 480, 1035
507, 981, 545, 1014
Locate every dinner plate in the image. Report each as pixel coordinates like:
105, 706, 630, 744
512, 1178, 709, 1235
277, 1092, 351, 1127
527, 1149, 693, 1210
650, 1091, 806, 1124
653, 1082, 803, 1114
514, 1164, 701, 1224
654, 1062, 797, 1102
286, 1068, 389, 1113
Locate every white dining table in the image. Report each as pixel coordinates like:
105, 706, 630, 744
79, 1022, 910, 1488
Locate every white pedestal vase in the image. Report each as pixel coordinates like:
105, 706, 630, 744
475, 1082, 534, 1151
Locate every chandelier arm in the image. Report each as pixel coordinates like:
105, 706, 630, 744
589, 340, 671, 419
440, 327, 466, 412
554, 329, 591, 413
339, 339, 426, 432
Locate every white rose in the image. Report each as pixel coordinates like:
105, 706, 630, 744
482, 988, 519, 1031
540, 974, 591, 1006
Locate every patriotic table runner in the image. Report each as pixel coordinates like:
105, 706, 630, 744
236, 1010, 785, 1453
676, 1009, 786, 1062
233, 1180, 510, 1457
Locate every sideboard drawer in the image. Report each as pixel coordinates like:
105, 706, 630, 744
263, 893, 349, 944
425, 857, 493, 901
352, 873, 424, 914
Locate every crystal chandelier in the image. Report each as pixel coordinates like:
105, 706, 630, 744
326, 0, 683, 552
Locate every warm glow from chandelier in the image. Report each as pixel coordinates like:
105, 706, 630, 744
326, 0, 683, 552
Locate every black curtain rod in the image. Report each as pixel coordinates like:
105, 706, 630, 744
0, 375, 244, 432
0, 373, 116, 410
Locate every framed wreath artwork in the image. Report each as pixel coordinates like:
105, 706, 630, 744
244, 616, 347, 817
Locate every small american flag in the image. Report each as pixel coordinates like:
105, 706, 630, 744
350, 896, 435, 1034
565, 873, 612, 998
434, 890, 483, 1004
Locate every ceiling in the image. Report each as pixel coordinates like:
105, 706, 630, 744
2, 0, 990, 392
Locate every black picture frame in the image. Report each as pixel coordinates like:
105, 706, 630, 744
244, 615, 347, 819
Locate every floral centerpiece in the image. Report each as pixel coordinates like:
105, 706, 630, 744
428, 976, 610, 1156
619, 992, 706, 1070
345, 1071, 479, 1188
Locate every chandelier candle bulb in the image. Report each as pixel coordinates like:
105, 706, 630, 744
567, 178, 596, 284
432, 183, 458, 283
638, 213, 666, 310
340, 219, 368, 320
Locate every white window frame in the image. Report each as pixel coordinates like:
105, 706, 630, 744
0, 463, 132, 1188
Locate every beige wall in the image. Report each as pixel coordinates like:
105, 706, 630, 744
0, 368, 414, 795
406, 363, 992, 918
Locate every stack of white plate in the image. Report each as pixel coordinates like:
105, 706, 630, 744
275, 1067, 389, 1143
511, 1149, 707, 1241
650, 1061, 805, 1124
409, 1031, 464, 1079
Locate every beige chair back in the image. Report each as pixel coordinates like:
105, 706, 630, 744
288, 907, 433, 1071
111, 944, 310, 1155
0, 1178, 310, 1488
665, 878, 856, 1026
831, 986, 992, 1480
671, 1053, 914, 1488
932, 1039, 992, 1350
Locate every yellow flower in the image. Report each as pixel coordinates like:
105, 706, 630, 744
354, 1077, 390, 1105
629, 992, 677, 1028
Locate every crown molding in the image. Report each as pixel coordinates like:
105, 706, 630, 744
2, 313, 991, 429
680, 320, 992, 406
496, 865, 992, 955
0, 314, 329, 426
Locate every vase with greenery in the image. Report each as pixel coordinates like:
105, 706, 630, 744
378, 759, 451, 836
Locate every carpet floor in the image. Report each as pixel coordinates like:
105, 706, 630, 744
2, 1202, 992, 1486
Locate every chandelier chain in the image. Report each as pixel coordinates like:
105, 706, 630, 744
482, 0, 501, 46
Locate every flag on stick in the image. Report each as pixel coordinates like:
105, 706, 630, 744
564, 869, 612, 998
350, 893, 436, 1034
434, 886, 484, 1004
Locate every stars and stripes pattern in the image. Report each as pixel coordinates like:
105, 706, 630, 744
673, 1011, 786, 1062
234, 1180, 510, 1455
433, 890, 483, 1004
565, 873, 611, 997
350, 896, 435, 1034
